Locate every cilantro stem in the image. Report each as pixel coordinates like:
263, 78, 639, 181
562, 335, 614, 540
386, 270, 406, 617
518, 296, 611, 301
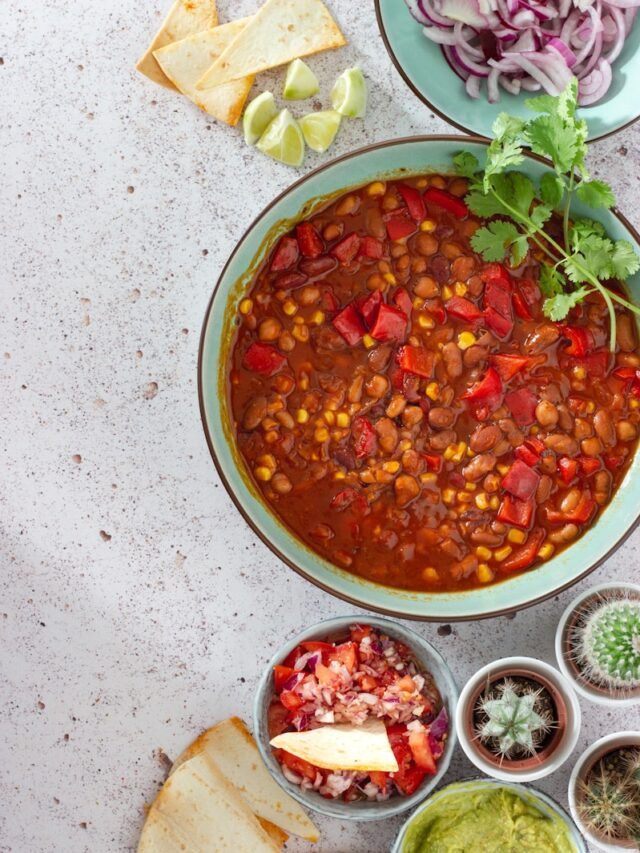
563, 171, 574, 252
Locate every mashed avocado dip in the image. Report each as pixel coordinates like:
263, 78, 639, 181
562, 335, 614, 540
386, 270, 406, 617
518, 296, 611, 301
402, 784, 577, 853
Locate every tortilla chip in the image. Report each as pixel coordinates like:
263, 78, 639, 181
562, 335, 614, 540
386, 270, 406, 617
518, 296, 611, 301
136, 0, 218, 90
138, 753, 280, 853
258, 818, 289, 848
270, 718, 400, 772
153, 20, 254, 125
196, 0, 346, 91
172, 716, 319, 843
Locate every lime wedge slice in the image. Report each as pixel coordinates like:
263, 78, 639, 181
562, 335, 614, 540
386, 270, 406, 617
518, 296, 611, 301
283, 59, 320, 100
299, 110, 341, 153
243, 91, 278, 145
256, 109, 305, 167
331, 67, 367, 118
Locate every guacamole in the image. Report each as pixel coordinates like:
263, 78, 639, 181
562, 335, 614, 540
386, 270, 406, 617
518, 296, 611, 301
402, 785, 576, 853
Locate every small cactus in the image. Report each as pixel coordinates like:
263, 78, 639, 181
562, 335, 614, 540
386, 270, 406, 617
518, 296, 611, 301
579, 600, 640, 691
475, 679, 552, 760
577, 749, 640, 845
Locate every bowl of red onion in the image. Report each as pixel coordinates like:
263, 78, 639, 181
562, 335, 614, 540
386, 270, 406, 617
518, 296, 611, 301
376, 0, 640, 141
253, 615, 458, 820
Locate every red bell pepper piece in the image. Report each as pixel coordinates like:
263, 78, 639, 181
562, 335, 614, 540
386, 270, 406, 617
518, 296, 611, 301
242, 342, 287, 376
279, 749, 317, 779
398, 183, 426, 221
604, 454, 625, 470
424, 186, 468, 219
501, 459, 541, 501
518, 277, 542, 308
397, 345, 435, 378
353, 416, 377, 459
327, 641, 359, 673
274, 271, 308, 290
422, 453, 442, 472
393, 287, 413, 319
484, 306, 514, 339
547, 491, 596, 525
579, 351, 610, 378
578, 456, 601, 477
360, 236, 385, 259
385, 210, 417, 241
515, 444, 539, 467
370, 303, 408, 343
433, 306, 446, 324
461, 367, 503, 422
505, 387, 538, 427
562, 326, 594, 357
502, 528, 546, 572
513, 291, 534, 320
299, 255, 337, 278
558, 456, 578, 484
270, 235, 299, 271
273, 665, 298, 692
296, 222, 324, 258
360, 290, 383, 327
489, 353, 530, 382
481, 263, 512, 289
484, 279, 512, 320
613, 366, 638, 382
445, 296, 483, 323
331, 232, 361, 264
330, 488, 360, 511
497, 494, 535, 529
333, 302, 367, 346
322, 288, 338, 313
408, 729, 437, 774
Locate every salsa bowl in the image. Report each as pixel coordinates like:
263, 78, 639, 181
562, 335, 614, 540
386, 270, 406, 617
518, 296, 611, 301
252, 615, 458, 820
198, 136, 640, 621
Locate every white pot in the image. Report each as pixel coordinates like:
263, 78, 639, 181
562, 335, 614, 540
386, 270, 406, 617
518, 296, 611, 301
555, 583, 640, 707
455, 656, 581, 783
568, 731, 640, 852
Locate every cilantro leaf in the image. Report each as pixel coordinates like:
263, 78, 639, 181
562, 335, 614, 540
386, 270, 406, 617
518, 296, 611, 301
470, 220, 524, 263
539, 263, 565, 297
556, 77, 579, 122
483, 137, 525, 190
576, 180, 615, 209
511, 234, 531, 267
453, 151, 480, 179
465, 189, 512, 218
530, 203, 552, 230
565, 236, 614, 283
492, 113, 525, 140
569, 218, 606, 252
543, 287, 590, 322
610, 240, 640, 280
539, 173, 564, 208
524, 114, 577, 173
523, 94, 558, 115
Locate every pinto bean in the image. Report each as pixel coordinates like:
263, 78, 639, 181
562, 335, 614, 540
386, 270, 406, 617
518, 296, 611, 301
573, 418, 593, 441
441, 242, 463, 259
616, 313, 637, 352
414, 275, 439, 298
483, 473, 501, 493
451, 256, 476, 281
335, 194, 360, 216
557, 405, 574, 432
440, 537, 464, 560
429, 407, 455, 429
594, 470, 612, 504
536, 474, 553, 503
368, 345, 392, 373
402, 449, 422, 473
402, 405, 424, 427
617, 420, 638, 442
544, 434, 579, 456
347, 373, 364, 403
395, 474, 420, 507
416, 233, 439, 256
386, 394, 406, 418
271, 473, 292, 495
524, 324, 561, 354
243, 396, 268, 430
560, 488, 582, 513
581, 437, 603, 457
442, 342, 463, 379
535, 400, 559, 428
451, 554, 479, 581
470, 424, 501, 453
463, 345, 488, 368
375, 417, 398, 454
313, 326, 347, 351
430, 429, 457, 450
494, 439, 512, 456
594, 409, 616, 448
462, 453, 497, 482
550, 524, 579, 544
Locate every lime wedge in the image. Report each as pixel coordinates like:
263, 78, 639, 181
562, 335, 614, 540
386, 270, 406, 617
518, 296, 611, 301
331, 67, 367, 118
299, 110, 341, 153
283, 59, 320, 100
243, 91, 278, 145
256, 109, 305, 167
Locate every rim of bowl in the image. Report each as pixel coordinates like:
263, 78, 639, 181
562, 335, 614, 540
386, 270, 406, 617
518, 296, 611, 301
392, 776, 588, 853
373, 0, 640, 144
252, 614, 458, 821
197, 134, 640, 622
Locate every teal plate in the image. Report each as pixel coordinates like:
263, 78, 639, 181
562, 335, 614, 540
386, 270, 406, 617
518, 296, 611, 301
198, 136, 640, 621
375, 0, 640, 142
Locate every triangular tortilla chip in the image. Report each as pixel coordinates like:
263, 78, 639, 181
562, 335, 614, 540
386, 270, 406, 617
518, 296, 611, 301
153, 19, 254, 125
172, 717, 319, 843
136, 0, 218, 90
196, 0, 346, 91
270, 717, 400, 772
138, 753, 280, 852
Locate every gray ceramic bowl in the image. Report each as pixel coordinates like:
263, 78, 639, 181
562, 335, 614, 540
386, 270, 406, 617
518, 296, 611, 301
392, 778, 588, 852
253, 615, 458, 820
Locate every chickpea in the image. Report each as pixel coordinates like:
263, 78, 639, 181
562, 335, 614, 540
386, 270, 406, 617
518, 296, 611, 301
298, 286, 320, 306
411, 257, 428, 275
394, 474, 420, 507
271, 473, 292, 495
335, 194, 360, 216
258, 317, 282, 341
381, 193, 400, 212
448, 177, 469, 197
451, 256, 475, 281
441, 242, 463, 259
617, 420, 638, 442
581, 437, 603, 457
323, 223, 341, 241
397, 254, 411, 272
416, 233, 439, 256
367, 273, 387, 292
535, 400, 559, 428
365, 374, 389, 399
386, 394, 407, 418
391, 244, 408, 259
402, 406, 424, 428
278, 330, 295, 352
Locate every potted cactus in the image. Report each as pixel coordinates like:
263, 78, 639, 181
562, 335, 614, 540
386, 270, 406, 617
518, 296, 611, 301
455, 656, 581, 782
556, 583, 640, 706
569, 732, 640, 852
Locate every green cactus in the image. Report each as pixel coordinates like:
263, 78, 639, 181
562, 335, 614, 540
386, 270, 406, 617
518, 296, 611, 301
577, 750, 640, 846
580, 600, 640, 691
475, 680, 552, 760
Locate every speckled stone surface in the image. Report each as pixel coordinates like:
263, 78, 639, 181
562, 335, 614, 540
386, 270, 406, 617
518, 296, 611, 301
1, 0, 640, 850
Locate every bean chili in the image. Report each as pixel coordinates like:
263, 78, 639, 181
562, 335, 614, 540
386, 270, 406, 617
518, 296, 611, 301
228, 174, 640, 592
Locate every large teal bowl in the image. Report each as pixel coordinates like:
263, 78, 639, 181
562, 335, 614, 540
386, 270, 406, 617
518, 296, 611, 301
375, 0, 640, 142
198, 136, 640, 621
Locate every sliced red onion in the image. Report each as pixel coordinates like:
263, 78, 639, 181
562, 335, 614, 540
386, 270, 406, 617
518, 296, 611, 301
466, 73, 482, 96
578, 57, 613, 103
487, 65, 501, 100
405, 0, 432, 24
547, 36, 578, 65
282, 671, 305, 691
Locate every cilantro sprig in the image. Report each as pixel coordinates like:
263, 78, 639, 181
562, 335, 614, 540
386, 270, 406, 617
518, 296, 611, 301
453, 78, 640, 352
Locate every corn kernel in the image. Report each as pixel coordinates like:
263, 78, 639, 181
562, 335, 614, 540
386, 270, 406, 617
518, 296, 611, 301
508, 528, 527, 545
451, 441, 467, 463
631, 399, 640, 409
539, 543, 555, 560
323, 410, 335, 426
458, 331, 477, 350
442, 488, 456, 504
296, 408, 309, 424
282, 299, 297, 316
454, 282, 467, 297
457, 491, 473, 503
413, 297, 424, 310
310, 310, 325, 326
334, 470, 346, 480
382, 273, 396, 286
336, 412, 350, 428
416, 178, 428, 189
292, 324, 309, 343
489, 495, 500, 511
399, 439, 412, 451
258, 454, 276, 470
239, 298, 253, 315
530, 424, 540, 435
367, 181, 386, 196
363, 333, 376, 349
422, 567, 439, 581
255, 466, 273, 482
494, 545, 513, 562
586, 401, 596, 414
383, 461, 401, 474
420, 219, 436, 232
477, 564, 494, 583
442, 285, 453, 300
426, 382, 440, 401
418, 314, 435, 330
466, 446, 474, 457
420, 472, 437, 484
443, 445, 456, 461
298, 376, 309, 391
573, 366, 587, 380
465, 481, 476, 491
264, 430, 279, 444
476, 546, 493, 561
475, 492, 489, 510
314, 427, 329, 442
497, 463, 510, 475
